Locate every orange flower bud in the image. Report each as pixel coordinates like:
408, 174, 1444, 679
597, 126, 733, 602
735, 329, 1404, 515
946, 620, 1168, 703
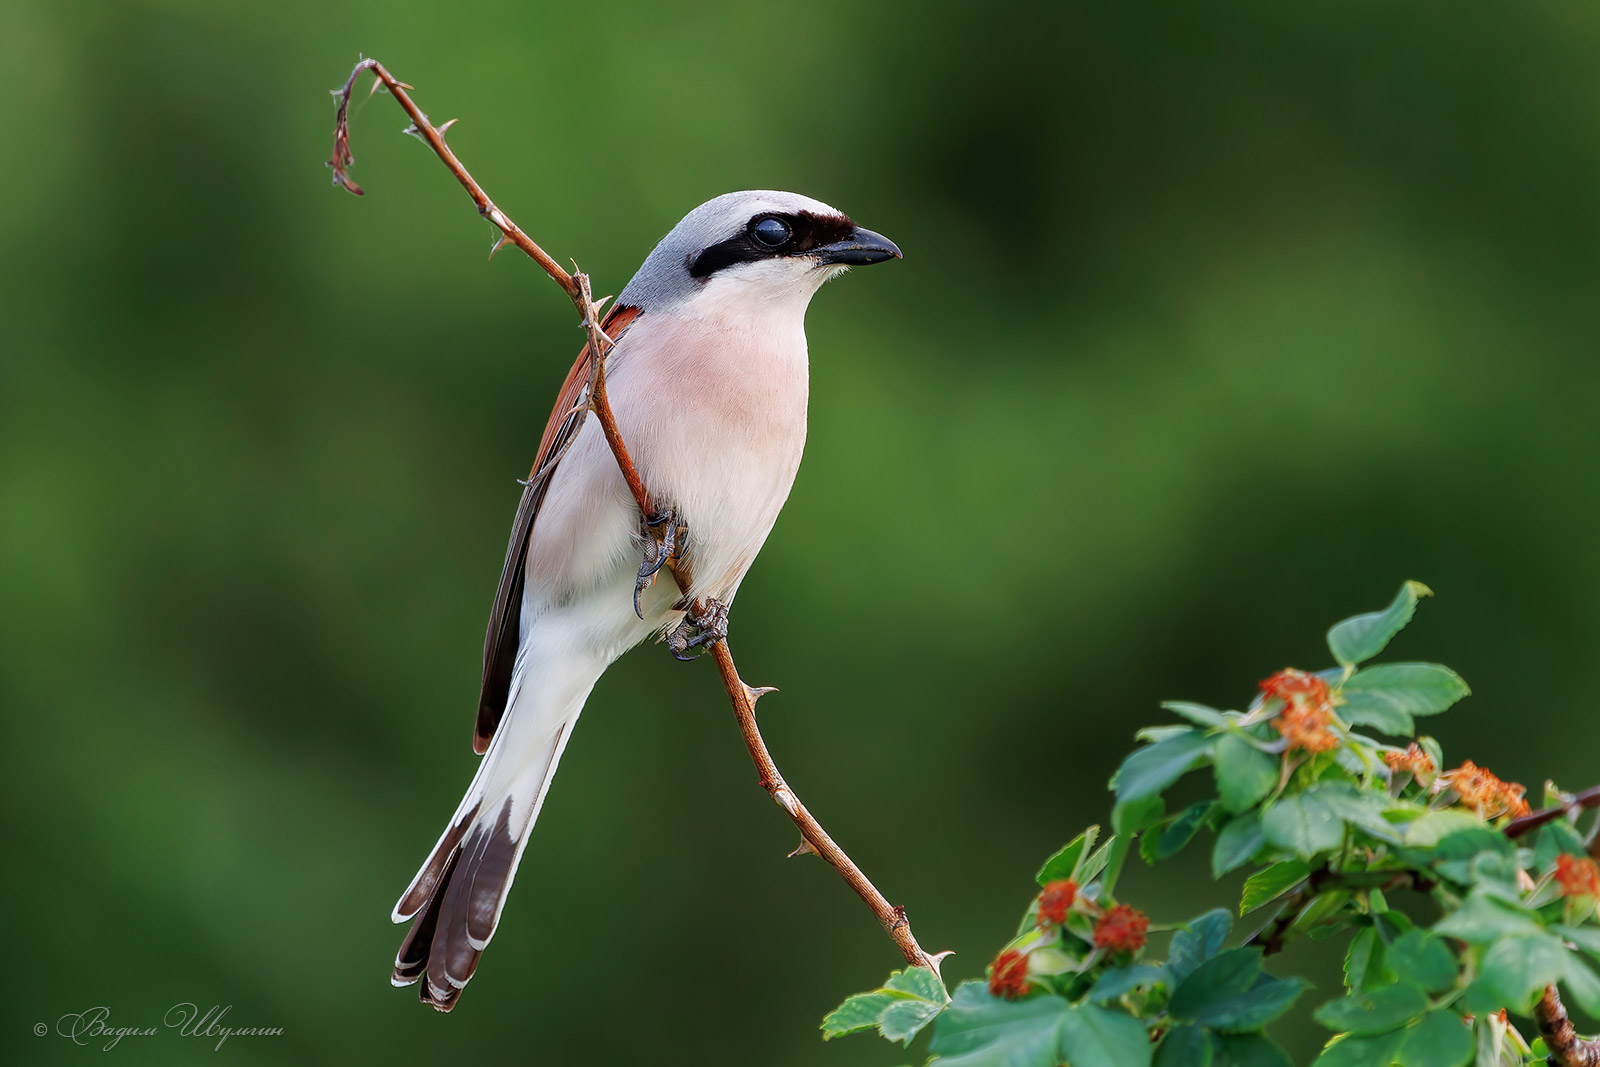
1260, 669, 1339, 753
1442, 761, 1530, 819
1555, 854, 1600, 900
1093, 904, 1150, 954
988, 948, 1031, 998
1384, 743, 1436, 785
1036, 880, 1079, 927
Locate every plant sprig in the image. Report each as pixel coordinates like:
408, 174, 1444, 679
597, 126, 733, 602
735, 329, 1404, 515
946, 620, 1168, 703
823, 583, 1600, 1066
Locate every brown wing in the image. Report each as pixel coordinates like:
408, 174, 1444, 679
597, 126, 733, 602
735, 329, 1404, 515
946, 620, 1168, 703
472, 304, 643, 754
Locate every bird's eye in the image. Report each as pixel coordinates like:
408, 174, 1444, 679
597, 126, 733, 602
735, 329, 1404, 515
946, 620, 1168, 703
751, 216, 792, 248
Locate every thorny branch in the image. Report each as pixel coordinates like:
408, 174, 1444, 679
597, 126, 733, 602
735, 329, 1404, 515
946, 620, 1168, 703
1539, 984, 1600, 1067
1246, 793, 1600, 1060
1250, 867, 1432, 958
328, 57, 944, 977
1506, 784, 1600, 842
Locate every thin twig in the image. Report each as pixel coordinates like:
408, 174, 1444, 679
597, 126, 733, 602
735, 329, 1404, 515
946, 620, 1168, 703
328, 57, 944, 977
1250, 868, 1430, 957
708, 640, 942, 971
1537, 984, 1600, 1066
328, 58, 576, 299
1505, 784, 1600, 840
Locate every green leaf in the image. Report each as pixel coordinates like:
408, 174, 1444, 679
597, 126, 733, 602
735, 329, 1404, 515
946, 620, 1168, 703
1555, 924, 1600, 961
928, 984, 1069, 1067
1396, 1010, 1473, 1067
1430, 826, 1515, 867
823, 967, 946, 1043
1154, 1025, 1215, 1067
1316, 782, 1407, 845
1163, 701, 1232, 728
1339, 664, 1470, 730
1386, 931, 1457, 994
1560, 955, 1600, 1019
1037, 827, 1098, 886
1106, 795, 1164, 898
1479, 934, 1569, 1009
1241, 859, 1311, 914
1213, 811, 1267, 878
885, 965, 947, 1002
1215, 734, 1280, 814
1056, 1002, 1154, 1067
1401, 809, 1484, 849
1344, 927, 1392, 995
879, 997, 943, 1045
1214, 1032, 1295, 1067
1534, 820, 1587, 871
1138, 725, 1198, 744
1166, 909, 1234, 986
1149, 802, 1214, 863
1089, 965, 1165, 1004
1313, 983, 1428, 1036
821, 991, 896, 1039
1113, 730, 1215, 805
1327, 581, 1432, 668
1202, 975, 1308, 1032
1370, 904, 1410, 940
924, 987, 1155, 1067
1309, 1030, 1405, 1067
1334, 697, 1413, 736
1467, 851, 1521, 897
1078, 835, 1116, 888
1458, 976, 1503, 1019
1297, 887, 1354, 937
1431, 892, 1545, 944
1262, 790, 1348, 860
1168, 948, 1262, 1020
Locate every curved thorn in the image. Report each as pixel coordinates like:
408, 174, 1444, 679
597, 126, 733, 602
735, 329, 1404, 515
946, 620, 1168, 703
925, 950, 955, 980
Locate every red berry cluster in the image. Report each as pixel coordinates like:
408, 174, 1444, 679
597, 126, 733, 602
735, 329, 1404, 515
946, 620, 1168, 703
985, 878, 1150, 999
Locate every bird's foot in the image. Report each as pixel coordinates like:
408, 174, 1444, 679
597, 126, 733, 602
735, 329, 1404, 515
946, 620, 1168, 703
668, 598, 729, 661
633, 508, 681, 619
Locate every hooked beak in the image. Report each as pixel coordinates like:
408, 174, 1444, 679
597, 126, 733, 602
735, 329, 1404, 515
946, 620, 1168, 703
816, 226, 902, 266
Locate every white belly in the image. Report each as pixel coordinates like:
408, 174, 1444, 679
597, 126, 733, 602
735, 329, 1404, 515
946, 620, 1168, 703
519, 306, 809, 659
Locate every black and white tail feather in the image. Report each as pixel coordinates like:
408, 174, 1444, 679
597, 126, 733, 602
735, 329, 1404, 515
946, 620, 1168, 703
390, 651, 593, 1010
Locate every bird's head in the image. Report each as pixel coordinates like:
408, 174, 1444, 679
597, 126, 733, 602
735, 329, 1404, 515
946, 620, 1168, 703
618, 190, 901, 316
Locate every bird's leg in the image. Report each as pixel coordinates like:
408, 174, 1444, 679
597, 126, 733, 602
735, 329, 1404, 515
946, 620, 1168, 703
633, 508, 680, 619
668, 598, 729, 661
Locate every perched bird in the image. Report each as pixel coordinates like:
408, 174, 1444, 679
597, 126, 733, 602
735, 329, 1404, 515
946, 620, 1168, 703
390, 190, 901, 1010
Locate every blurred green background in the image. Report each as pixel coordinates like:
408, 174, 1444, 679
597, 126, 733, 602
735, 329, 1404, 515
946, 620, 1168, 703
5, 1, 1599, 1063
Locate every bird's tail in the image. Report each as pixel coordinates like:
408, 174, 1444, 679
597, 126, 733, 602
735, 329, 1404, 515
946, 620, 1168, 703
389, 651, 599, 1011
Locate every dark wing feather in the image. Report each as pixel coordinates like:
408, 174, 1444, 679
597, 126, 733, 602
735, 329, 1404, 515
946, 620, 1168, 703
472, 304, 643, 754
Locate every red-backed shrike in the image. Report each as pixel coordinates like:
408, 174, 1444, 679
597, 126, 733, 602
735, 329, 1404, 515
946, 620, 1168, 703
390, 191, 901, 1009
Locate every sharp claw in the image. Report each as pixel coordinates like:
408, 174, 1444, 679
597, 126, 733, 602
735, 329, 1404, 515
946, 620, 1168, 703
666, 598, 728, 660
633, 509, 678, 619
